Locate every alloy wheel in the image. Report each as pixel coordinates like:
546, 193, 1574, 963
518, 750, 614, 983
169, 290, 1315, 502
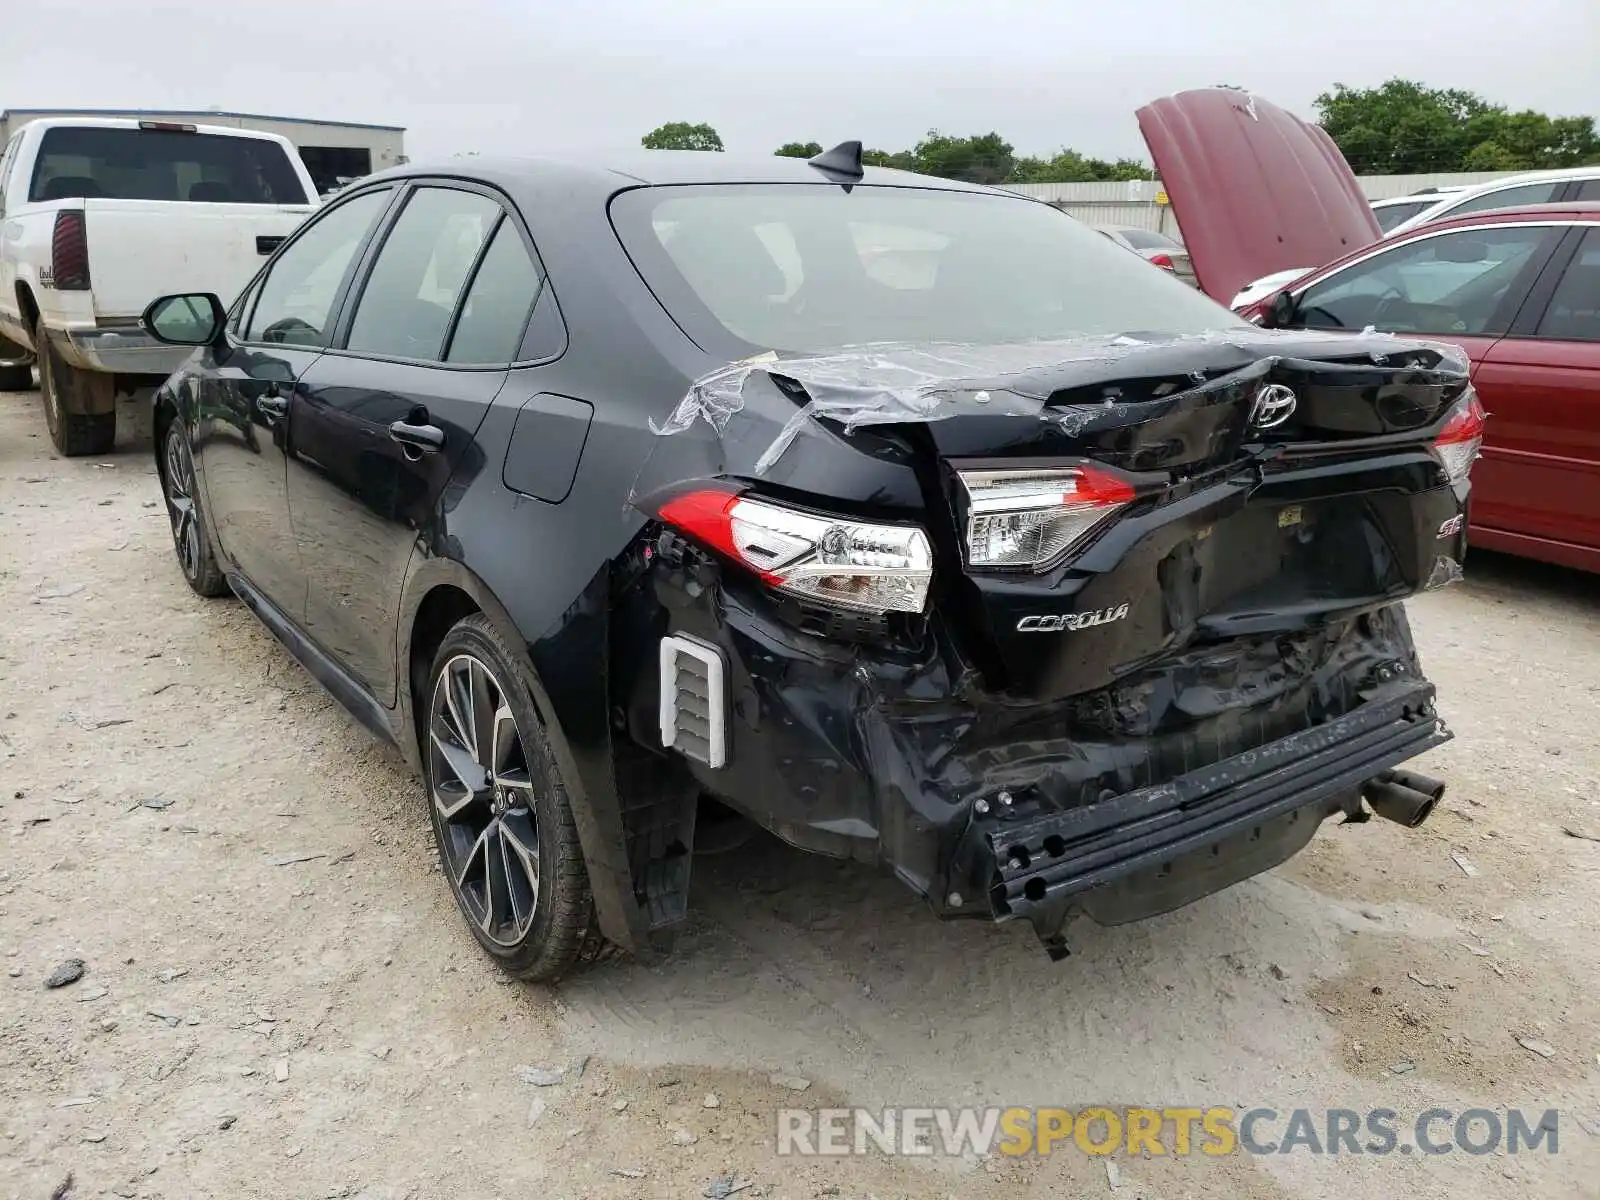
164, 430, 203, 581
428, 654, 542, 947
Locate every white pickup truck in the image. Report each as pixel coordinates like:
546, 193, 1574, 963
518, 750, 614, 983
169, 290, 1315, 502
0, 117, 318, 454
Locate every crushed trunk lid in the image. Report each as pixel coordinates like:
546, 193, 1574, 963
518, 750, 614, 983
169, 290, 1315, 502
642, 331, 1473, 705
1136, 88, 1381, 307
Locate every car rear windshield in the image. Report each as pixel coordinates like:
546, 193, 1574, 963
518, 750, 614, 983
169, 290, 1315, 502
1115, 227, 1182, 251
1373, 199, 1432, 233
28, 126, 309, 205
610, 184, 1240, 354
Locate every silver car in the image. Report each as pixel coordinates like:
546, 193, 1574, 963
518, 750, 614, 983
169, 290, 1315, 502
1095, 225, 1198, 288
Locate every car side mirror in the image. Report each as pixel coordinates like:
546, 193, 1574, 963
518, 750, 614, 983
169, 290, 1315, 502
1259, 289, 1297, 329
142, 293, 227, 347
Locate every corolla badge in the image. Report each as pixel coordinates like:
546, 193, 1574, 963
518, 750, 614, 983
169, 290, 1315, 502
1250, 384, 1298, 430
1016, 603, 1131, 633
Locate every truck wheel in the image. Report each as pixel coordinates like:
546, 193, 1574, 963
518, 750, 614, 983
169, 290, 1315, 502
37, 325, 116, 457
424, 614, 608, 982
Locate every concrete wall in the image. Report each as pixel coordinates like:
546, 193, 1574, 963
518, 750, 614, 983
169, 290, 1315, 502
1003, 172, 1521, 234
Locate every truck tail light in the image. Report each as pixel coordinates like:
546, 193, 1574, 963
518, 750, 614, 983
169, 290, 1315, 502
51, 210, 91, 291
958, 464, 1137, 570
654, 485, 933, 615
1433, 389, 1486, 483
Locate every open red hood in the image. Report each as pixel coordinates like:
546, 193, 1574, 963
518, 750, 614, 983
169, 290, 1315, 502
1137, 89, 1382, 304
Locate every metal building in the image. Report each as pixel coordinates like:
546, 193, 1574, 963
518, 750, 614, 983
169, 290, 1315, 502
0, 108, 406, 196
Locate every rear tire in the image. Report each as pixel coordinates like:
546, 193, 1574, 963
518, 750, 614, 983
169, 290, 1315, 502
37, 323, 115, 457
424, 614, 606, 981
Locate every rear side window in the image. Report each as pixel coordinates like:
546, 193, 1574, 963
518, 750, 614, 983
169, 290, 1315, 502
345, 187, 501, 361
28, 126, 309, 204
446, 220, 543, 364
612, 184, 1238, 354
1535, 229, 1600, 342
1444, 181, 1563, 219
1573, 179, 1600, 202
246, 189, 390, 346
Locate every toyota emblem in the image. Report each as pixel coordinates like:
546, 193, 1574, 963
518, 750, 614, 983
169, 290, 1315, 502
1250, 384, 1298, 430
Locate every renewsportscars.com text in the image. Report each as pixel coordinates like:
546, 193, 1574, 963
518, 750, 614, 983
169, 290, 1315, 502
776, 1106, 1561, 1158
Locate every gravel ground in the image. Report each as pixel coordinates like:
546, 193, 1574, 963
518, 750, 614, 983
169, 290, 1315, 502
1, 387, 1597, 1200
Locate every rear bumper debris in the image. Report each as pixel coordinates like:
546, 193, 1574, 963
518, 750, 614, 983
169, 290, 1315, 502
629, 544, 1449, 951
966, 680, 1448, 953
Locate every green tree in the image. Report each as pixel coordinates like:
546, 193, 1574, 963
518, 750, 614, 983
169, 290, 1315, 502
641, 122, 724, 152
909, 131, 1016, 185
1011, 150, 1154, 183
1316, 79, 1600, 173
861, 148, 918, 171
774, 141, 824, 158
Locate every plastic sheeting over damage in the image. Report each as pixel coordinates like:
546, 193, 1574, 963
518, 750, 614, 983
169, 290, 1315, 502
650, 332, 1471, 474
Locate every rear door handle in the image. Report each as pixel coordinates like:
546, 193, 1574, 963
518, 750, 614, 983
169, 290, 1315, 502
389, 419, 445, 454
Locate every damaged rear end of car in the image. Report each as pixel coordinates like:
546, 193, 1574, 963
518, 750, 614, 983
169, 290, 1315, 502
606, 178, 1477, 956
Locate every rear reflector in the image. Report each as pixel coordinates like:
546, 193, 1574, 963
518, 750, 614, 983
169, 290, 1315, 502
1433, 389, 1486, 483
50, 210, 91, 291
958, 464, 1137, 570
659, 634, 726, 768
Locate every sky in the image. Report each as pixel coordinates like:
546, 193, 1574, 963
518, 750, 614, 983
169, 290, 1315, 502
3, 0, 1596, 163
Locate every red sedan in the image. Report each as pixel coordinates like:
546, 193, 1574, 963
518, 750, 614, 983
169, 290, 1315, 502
1235, 204, 1600, 573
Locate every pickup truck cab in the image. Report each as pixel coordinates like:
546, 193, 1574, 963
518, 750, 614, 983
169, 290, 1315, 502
0, 117, 317, 454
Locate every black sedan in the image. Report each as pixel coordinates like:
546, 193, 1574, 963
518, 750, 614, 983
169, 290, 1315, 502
144, 145, 1475, 979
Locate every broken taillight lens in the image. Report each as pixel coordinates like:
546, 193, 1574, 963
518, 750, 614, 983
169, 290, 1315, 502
958, 465, 1136, 570
655, 486, 933, 614
1433, 389, 1486, 483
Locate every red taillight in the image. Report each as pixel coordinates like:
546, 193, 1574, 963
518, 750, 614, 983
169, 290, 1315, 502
1148, 253, 1176, 271
958, 464, 1139, 570
653, 484, 934, 614
655, 486, 766, 578
1434, 390, 1486, 483
51, 210, 90, 291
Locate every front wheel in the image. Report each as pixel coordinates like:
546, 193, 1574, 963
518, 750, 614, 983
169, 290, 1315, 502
162, 421, 228, 597
425, 614, 604, 981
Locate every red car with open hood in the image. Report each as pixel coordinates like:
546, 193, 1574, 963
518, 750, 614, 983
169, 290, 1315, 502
1140, 89, 1600, 574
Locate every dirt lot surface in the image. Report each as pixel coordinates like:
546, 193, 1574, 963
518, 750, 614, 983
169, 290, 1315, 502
2, 388, 1598, 1200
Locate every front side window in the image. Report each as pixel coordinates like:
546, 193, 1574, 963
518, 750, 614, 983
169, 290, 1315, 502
1295, 226, 1554, 336
1442, 181, 1563, 220
611, 184, 1240, 355
345, 187, 502, 361
245, 189, 390, 347
28, 126, 310, 204
1535, 228, 1600, 342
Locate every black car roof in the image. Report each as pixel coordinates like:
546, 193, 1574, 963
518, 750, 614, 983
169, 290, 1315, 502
360, 150, 1007, 199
